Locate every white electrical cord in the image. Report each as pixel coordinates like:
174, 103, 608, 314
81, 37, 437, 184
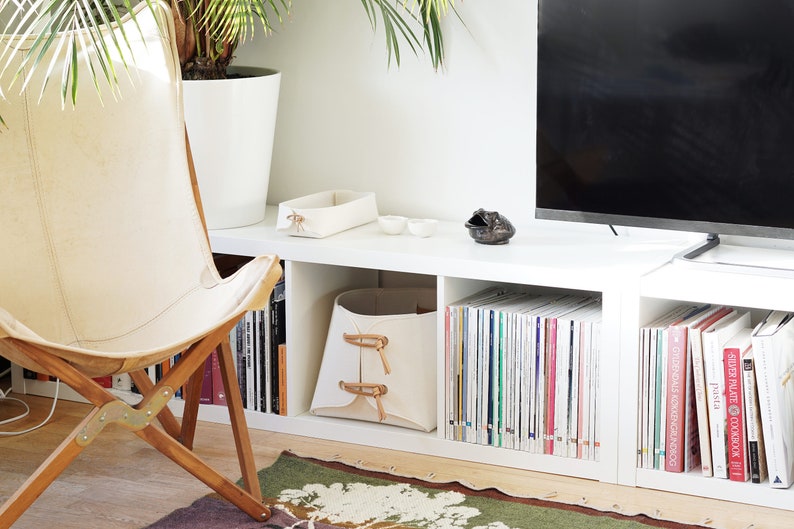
0, 377, 60, 436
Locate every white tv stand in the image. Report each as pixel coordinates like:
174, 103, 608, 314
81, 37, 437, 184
203, 209, 794, 511
13, 210, 794, 511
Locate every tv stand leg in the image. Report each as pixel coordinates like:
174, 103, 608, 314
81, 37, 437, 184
673, 233, 794, 278
681, 233, 721, 261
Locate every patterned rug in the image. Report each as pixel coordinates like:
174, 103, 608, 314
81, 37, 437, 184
146, 451, 705, 529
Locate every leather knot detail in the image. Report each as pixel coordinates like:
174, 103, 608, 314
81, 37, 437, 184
286, 211, 305, 231
340, 382, 389, 421
344, 333, 391, 374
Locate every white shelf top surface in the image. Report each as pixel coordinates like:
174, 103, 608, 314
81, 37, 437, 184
210, 209, 691, 291
643, 254, 794, 312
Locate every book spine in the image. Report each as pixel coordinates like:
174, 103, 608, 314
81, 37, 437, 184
683, 357, 701, 472
268, 284, 278, 415
455, 306, 464, 442
531, 315, 543, 454
492, 309, 502, 447
665, 325, 687, 472
689, 328, 713, 476
648, 327, 658, 468
724, 347, 748, 482
545, 317, 558, 454
742, 354, 767, 483
513, 313, 523, 451
751, 327, 792, 488
499, 310, 509, 448
244, 311, 255, 411
638, 327, 648, 468
460, 306, 469, 443
261, 306, 271, 413
592, 322, 601, 462
278, 343, 287, 416
453, 305, 462, 441
582, 320, 594, 460
579, 320, 590, 460
476, 311, 493, 445
444, 305, 452, 440
553, 318, 569, 456
234, 319, 246, 408
656, 328, 667, 470
271, 284, 286, 414
567, 319, 579, 458
572, 320, 584, 459
477, 307, 486, 445
508, 312, 518, 450
200, 354, 214, 405
704, 334, 728, 478
471, 306, 481, 444
521, 313, 533, 453
211, 348, 227, 406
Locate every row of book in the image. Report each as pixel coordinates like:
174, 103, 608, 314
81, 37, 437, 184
219, 255, 287, 415
232, 272, 287, 415
638, 304, 794, 488
444, 287, 602, 460
23, 261, 288, 416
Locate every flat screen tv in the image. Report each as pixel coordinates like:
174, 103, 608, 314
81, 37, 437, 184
535, 0, 794, 246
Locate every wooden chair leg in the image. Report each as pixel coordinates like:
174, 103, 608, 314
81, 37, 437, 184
217, 336, 261, 499
179, 354, 207, 450
134, 422, 270, 521
0, 409, 97, 529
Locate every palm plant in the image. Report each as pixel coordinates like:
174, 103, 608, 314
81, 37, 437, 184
177, 0, 453, 80
0, 0, 455, 123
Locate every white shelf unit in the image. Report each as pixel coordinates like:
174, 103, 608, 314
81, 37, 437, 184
201, 209, 688, 485
635, 260, 794, 510
24, 208, 794, 509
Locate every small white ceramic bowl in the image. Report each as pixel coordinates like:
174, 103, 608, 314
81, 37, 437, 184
407, 218, 438, 238
378, 215, 407, 235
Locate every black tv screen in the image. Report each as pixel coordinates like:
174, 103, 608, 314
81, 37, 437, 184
536, 0, 794, 239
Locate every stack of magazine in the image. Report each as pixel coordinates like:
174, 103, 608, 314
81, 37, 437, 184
445, 287, 602, 460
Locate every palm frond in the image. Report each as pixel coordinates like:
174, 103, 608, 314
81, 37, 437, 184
1, 0, 456, 125
360, 0, 453, 70
202, 0, 288, 57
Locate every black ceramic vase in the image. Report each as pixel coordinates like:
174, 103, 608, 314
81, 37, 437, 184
465, 209, 516, 245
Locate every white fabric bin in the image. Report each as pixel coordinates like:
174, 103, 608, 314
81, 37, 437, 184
310, 288, 437, 431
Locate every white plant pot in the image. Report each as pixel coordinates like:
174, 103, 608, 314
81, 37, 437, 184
183, 67, 281, 229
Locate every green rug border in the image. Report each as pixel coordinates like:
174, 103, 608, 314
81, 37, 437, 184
260, 451, 705, 529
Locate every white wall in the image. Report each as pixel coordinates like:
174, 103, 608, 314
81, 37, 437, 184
234, 0, 537, 224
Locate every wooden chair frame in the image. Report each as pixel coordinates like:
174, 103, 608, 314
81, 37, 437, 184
0, 327, 272, 528
0, 121, 277, 527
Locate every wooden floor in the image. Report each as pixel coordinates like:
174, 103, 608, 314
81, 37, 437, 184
0, 389, 787, 529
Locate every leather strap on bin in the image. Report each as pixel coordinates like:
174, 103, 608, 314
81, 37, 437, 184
340, 382, 388, 421
343, 333, 391, 374
286, 211, 305, 231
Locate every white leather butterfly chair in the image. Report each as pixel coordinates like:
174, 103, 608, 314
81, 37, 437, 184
0, 3, 278, 526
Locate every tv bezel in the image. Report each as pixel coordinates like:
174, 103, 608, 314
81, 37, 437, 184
534, 0, 794, 244
534, 207, 794, 241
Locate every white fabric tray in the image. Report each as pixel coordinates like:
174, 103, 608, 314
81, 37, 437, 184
276, 190, 379, 238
